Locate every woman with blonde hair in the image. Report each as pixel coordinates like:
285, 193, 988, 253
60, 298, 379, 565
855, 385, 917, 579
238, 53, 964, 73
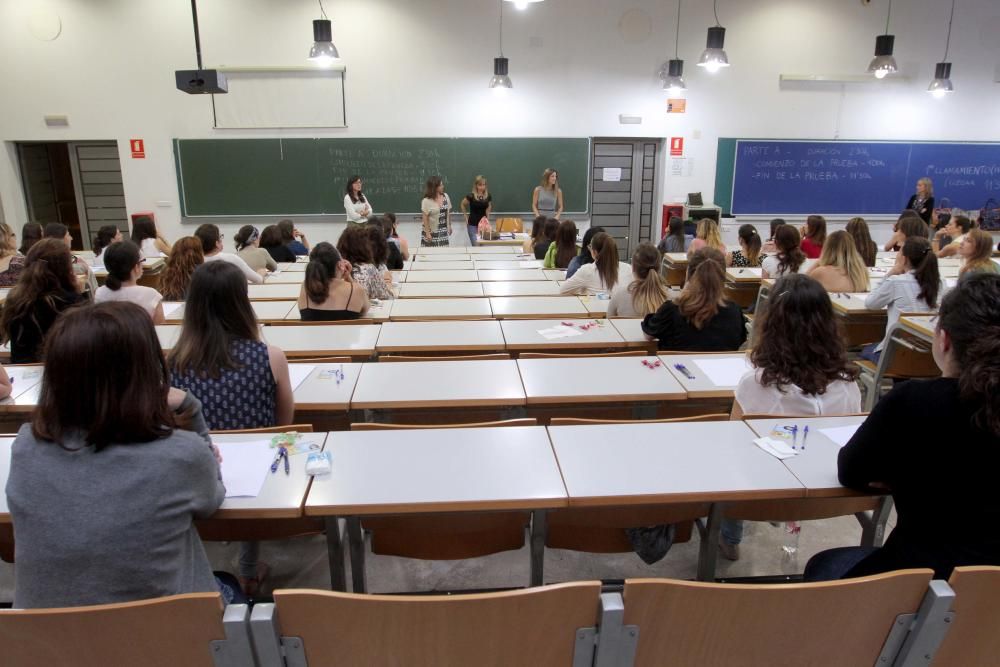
806, 230, 870, 292
688, 218, 726, 256
159, 236, 205, 301
559, 232, 631, 295
845, 217, 878, 267
460, 175, 492, 247
0, 221, 25, 287
532, 168, 563, 220
905, 177, 935, 225
958, 228, 1000, 277
608, 242, 670, 318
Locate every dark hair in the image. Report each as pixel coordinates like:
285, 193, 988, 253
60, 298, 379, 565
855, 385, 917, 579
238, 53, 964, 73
899, 217, 929, 240
529, 215, 547, 242
345, 175, 366, 204
0, 239, 79, 346
845, 218, 877, 267
383, 212, 397, 226
737, 224, 762, 265
768, 218, 786, 239
900, 237, 940, 308
194, 223, 220, 255
774, 225, 806, 275
160, 236, 204, 301
934, 211, 951, 230
675, 248, 727, 330
304, 242, 342, 304
277, 220, 296, 243
542, 218, 559, 242
93, 225, 120, 256
577, 226, 605, 267
937, 273, 1000, 434
337, 225, 373, 265
898, 209, 922, 225
365, 221, 389, 266
423, 176, 444, 200
259, 225, 283, 249
951, 215, 973, 235
130, 217, 157, 244
751, 274, 858, 395
234, 225, 259, 251
44, 222, 69, 241
590, 232, 620, 291
554, 219, 578, 269
668, 217, 684, 241
19, 222, 43, 255
33, 302, 174, 450
102, 240, 142, 291
168, 262, 259, 378
804, 215, 827, 245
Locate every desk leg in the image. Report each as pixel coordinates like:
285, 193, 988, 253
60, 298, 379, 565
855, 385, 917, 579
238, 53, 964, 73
324, 517, 347, 592
347, 517, 368, 593
530, 510, 548, 588
696, 503, 723, 582
857, 496, 894, 548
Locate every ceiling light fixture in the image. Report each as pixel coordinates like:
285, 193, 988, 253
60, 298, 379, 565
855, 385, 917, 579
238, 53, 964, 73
928, 0, 956, 98
697, 0, 729, 73
490, 0, 513, 92
308, 0, 340, 66
867, 0, 897, 79
660, 0, 687, 95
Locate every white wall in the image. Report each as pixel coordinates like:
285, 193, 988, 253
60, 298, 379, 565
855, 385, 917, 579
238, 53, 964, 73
1, 0, 998, 247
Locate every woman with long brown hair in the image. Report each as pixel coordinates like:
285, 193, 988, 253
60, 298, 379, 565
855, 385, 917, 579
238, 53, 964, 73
800, 215, 827, 258
559, 232, 631, 295
957, 228, 1000, 277
420, 175, 452, 247
532, 168, 563, 220
159, 236, 204, 301
298, 242, 368, 321
608, 242, 669, 318
761, 225, 806, 279
845, 217, 878, 267
544, 219, 579, 269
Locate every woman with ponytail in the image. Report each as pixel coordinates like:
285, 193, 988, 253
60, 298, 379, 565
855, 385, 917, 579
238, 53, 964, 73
0, 238, 85, 363
957, 228, 1000, 277
559, 232, 631, 295
761, 225, 807, 279
94, 241, 165, 323
642, 247, 746, 351
862, 237, 942, 362
91, 225, 122, 263
727, 224, 765, 268
234, 225, 277, 273
805, 273, 1000, 581
608, 242, 669, 318
298, 242, 368, 321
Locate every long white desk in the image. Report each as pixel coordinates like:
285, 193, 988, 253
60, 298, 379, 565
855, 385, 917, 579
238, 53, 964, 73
481, 281, 561, 297
387, 298, 493, 321
489, 297, 590, 319
500, 319, 626, 351
517, 357, 686, 406
407, 261, 475, 271
350, 359, 525, 409
261, 325, 380, 359
375, 320, 505, 353
289, 362, 363, 411
397, 282, 485, 298
660, 353, 752, 399
248, 283, 302, 301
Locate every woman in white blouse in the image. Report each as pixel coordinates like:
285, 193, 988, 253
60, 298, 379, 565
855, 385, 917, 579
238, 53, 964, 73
559, 232, 632, 295
343, 176, 372, 224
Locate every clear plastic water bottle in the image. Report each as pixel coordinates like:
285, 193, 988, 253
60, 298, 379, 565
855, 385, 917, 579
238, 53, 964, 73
781, 521, 801, 557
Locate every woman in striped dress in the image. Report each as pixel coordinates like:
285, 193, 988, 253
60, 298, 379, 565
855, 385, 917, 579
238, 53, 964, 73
420, 176, 452, 247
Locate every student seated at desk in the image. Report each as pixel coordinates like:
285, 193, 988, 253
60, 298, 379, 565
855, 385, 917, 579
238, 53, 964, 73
799, 215, 827, 259
45, 222, 97, 294
861, 237, 941, 363
195, 223, 266, 284
160, 236, 205, 301
932, 214, 972, 259
375, 217, 404, 270
260, 224, 297, 263
806, 231, 870, 293
534, 217, 558, 260
727, 224, 765, 268
760, 218, 785, 255
130, 216, 171, 258
957, 228, 999, 277
566, 226, 604, 279
384, 213, 410, 261
641, 248, 746, 351
559, 232, 631, 296
6, 302, 236, 608
544, 219, 579, 269
524, 215, 546, 255
19, 221, 42, 256
0, 221, 25, 287
234, 225, 278, 273
608, 242, 669, 318
761, 225, 806, 280
299, 242, 369, 321
169, 261, 294, 596
91, 224, 122, 265
94, 240, 165, 324
883, 211, 927, 252
688, 218, 726, 257
806, 274, 1000, 581
657, 217, 690, 255
278, 219, 310, 255
337, 225, 394, 301
845, 217, 878, 268
0, 239, 86, 364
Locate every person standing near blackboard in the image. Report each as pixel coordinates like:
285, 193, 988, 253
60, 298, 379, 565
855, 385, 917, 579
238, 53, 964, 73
532, 169, 564, 220
460, 176, 493, 246
905, 177, 935, 225
421, 176, 452, 247
343, 176, 372, 224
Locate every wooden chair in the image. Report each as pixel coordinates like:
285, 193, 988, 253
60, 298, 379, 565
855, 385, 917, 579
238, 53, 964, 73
518, 350, 647, 359
495, 217, 524, 233
933, 566, 1000, 666
209, 424, 313, 435
549, 414, 728, 426
284, 356, 352, 364
254, 582, 601, 667
0, 593, 252, 667
856, 322, 940, 411
378, 353, 511, 362
267, 319, 376, 326
351, 418, 537, 430
622, 571, 933, 666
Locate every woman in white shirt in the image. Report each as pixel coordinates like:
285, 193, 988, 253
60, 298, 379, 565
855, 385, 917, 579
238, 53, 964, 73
343, 175, 372, 224
94, 240, 165, 323
130, 217, 170, 257
862, 237, 942, 363
760, 224, 807, 279
559, 232, 632, 295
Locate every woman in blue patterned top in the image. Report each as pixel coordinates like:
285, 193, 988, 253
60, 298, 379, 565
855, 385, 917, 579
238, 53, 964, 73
168, 260, 294, 595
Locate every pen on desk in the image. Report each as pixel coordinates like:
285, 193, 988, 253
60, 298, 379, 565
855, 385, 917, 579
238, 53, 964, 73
282, 447, 290, 475
802, 426, 809, 450
792, 426, 798, 449
674, 363, 696, 380
270, 449, 284, 474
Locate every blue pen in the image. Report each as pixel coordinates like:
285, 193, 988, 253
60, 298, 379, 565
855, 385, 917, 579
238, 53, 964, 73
802, 426, 809, 450
791, 425, 798, 449
674, 364, 696, 380
282, 447, 290, 475
270, 448, 284, 474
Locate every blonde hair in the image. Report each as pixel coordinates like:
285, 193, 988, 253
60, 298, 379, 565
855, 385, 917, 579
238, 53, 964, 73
0, 222, 15, 258
628, 243, 669, 317
540, 168, 559, 191
471, 175, 489, 198
960, 228, 996, 275
817, 231, 869, 292
917, 177, 934, 197
696, 218, 723, 251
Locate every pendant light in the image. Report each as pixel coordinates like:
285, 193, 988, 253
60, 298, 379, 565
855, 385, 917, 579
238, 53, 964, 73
659, 0, 686, 95
867, 0, 897, 79
697, 0, 729, 73
928, 0, 956, 98
308, 0, 339, 65
504, 0, 543, 10
489, 0, 513, 92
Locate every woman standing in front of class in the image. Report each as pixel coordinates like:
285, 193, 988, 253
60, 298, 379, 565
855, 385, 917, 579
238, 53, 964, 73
343, 175, 372, 224
532, 168, 563, 220
420, 176, 452, 247
905, 177, 935, 225
460, 175, 492, 247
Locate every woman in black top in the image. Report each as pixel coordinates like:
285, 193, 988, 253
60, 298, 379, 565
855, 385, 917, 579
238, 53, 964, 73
641, 248, 746, 351
534, 218, 558, 260
805, 273, 1000, 581
0, 239, 85, 363
460, 176, 493, 247
260, 225, 297, 263
905, 177, 935, 225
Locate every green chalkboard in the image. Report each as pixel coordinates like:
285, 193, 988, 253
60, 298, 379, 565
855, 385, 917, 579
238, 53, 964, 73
174, 137, 590, 217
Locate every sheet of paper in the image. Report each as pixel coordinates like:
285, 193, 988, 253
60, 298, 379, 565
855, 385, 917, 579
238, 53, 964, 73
818, 425, 861, 448
537, 325, 583, 340
753, 437, 798, 460
161, 302, 183, 318
287, 364, 317, 391
691, 357, 752, 387
216, 440, 276, 498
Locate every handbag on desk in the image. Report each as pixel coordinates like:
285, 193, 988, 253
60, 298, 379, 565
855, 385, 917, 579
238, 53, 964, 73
978, 198, 1000, 231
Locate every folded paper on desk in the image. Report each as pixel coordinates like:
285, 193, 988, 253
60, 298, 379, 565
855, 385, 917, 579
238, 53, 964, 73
818, 424, 861, 447
754, 437, 798, 460
287, 364, 317, 391
537, 325, 583, 340
692, 356, 752, 386
161, 302, 183, 318
216, 440, 275, 498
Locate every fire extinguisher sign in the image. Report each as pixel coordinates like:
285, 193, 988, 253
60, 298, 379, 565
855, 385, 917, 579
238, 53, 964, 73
130, 139, 145, 159
669, 137, 684, 157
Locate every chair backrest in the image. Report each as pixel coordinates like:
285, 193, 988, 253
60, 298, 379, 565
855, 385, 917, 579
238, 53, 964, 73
517, 350, 647, 359
270, 582, 601, 666
351, 418, 537, 431
0, 593, 232, 667
933, 566, 1000, 666
622, 571, 933, 667
882, 333, 940, 379
495, 217, 524, 233
378, 353, 512, 362
549, 414, 728, 426
210, 424, 314, 434
284, 356, 352, 363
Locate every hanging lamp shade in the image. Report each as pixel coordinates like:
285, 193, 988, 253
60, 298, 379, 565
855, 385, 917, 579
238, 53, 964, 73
661, 59, 686, 94
867, 34, 897, 78
308, 18, 340, 64
489, 56, 513, 89
697, 26, 729, 72
927, 62, 954, 97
